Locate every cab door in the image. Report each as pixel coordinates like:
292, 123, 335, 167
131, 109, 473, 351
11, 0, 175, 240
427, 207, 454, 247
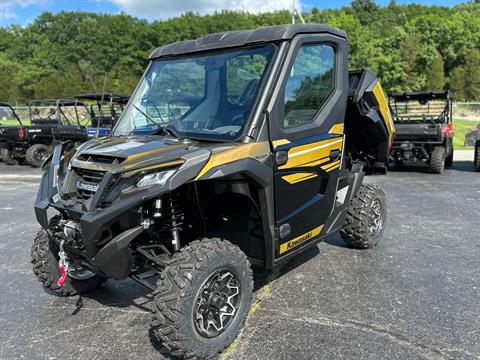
267, 34, 349, 258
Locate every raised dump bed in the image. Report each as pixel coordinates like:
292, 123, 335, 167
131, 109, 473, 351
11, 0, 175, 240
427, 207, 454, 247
345, 70, 395, 173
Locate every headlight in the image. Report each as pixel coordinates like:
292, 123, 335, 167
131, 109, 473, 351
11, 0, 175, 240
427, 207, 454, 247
136, 170, 175, 188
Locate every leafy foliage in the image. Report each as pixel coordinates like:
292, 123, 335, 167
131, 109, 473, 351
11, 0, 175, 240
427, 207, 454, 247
0, 1, 479, 104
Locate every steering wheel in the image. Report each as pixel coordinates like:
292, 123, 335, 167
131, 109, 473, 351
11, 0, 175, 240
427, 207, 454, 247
231, 114, 245, 127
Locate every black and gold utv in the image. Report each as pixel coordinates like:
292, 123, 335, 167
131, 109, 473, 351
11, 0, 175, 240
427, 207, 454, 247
32, 24, 394, 359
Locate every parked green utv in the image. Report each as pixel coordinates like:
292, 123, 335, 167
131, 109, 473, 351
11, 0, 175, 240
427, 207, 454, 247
31, 24, 394, 359
389, 91, 454, 174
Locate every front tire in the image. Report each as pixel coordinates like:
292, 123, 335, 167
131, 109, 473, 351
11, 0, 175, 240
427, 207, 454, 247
151, 238, 253, 359
31, 228, 105, 296
26, 143, 50, 167
340, 184, 387, 249
430, 146, 445, 174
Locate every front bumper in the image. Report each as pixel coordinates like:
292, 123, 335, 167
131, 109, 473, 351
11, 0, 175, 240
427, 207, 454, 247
34, 143, 209, 278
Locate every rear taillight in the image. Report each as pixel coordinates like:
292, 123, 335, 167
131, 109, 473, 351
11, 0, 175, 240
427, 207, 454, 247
441, 123, 454, 136
18, 128, 25, 138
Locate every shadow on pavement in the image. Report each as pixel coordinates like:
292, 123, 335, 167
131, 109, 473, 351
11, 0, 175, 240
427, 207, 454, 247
81, 278, 152, 312
450, 161, 476, 172
388, 160, 476, 173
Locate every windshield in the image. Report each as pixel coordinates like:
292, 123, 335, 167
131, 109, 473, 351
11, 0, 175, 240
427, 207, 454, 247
113, 45, 276, 141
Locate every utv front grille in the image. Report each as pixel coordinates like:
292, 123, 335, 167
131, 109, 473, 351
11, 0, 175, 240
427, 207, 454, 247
74, 167, 105, 201
76, 154, 125, 165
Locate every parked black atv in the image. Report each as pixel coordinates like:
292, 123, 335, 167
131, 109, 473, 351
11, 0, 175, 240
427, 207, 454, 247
75, 93, 129, 137
464, 122, 480, 147
13, 100, 89, 167
464, 122, 480, 172
0, 103, 25, 165
389, 91, 454, 174
31, 24, 394, 359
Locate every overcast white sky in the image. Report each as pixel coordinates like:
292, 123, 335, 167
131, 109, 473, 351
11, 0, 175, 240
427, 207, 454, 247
108, 0, 301, 20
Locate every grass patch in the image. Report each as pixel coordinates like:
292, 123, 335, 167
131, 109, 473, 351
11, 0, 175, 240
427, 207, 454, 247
0, 119, 26, 126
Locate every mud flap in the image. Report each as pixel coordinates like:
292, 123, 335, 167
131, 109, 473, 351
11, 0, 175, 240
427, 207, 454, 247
323, 168, 364, 233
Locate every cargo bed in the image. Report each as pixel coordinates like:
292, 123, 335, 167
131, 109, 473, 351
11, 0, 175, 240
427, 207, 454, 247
344, 70, 395, 173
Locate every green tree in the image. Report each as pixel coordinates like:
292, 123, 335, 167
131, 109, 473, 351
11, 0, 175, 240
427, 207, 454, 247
425, 49, 445, 90
0, 2, 479, 103
463, 49, 480, 100
449, 66, 466, 100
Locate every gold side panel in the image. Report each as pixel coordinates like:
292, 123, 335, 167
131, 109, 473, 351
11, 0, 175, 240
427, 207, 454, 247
298, 156, 331, 168
122, 159, 184, 177
272, 139, 291, 149
373, 83, 395, 145
195, 142, 270, 180
279, 225, 324, 254
328, 123, 344, 135
325, 165, 340, 172
278, 137, 343, 170
321, 159, 341, 172
281, 172, 318, 184
125, 145, 184, 163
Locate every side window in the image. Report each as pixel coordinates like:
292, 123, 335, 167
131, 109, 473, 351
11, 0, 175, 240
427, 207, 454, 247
226, 50, 271, 106
283, 44, 335, 128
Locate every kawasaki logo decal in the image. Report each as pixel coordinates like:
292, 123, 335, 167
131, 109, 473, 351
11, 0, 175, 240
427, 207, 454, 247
77, 180, 99, 193
279, 225, 324, 254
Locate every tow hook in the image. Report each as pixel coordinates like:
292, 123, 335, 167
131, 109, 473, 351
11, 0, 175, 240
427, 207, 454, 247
57, 240, 69, 288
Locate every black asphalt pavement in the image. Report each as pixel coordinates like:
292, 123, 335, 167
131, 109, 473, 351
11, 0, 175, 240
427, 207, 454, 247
0, 160, 479, 360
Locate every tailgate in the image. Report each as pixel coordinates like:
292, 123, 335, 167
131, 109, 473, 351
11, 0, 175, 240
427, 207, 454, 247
394, 123, 440, 141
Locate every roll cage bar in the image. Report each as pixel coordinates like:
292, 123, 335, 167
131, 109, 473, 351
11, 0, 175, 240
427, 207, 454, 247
28, 99, 87, 126
388, 90, 452, 124
75, 93, 129, 129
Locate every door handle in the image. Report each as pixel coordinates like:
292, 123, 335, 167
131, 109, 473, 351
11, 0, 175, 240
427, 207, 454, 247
330, 149, 341, 162
275, 151, 288, 166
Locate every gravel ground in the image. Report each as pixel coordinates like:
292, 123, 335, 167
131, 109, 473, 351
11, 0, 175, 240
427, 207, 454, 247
0, 155, 478, 360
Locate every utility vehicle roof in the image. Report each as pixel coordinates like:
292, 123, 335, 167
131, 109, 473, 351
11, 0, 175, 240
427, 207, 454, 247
75, 93, 129, 102
149, 24, 347, 60
0, 102, 14, 108
389, 90, 451, 101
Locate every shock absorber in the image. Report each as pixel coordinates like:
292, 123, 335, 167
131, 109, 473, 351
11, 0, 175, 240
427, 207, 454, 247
153, 193, 184, 252
169, 194, 183, 251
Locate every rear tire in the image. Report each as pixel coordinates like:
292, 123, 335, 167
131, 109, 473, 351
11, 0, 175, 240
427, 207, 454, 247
31, 228, 105, 296
430, 146, 445, 174
340, 184, 387, 249
0, 147, 19, 165
151, 238, 253, 359
475, 141, 480, 172
26, 143, 50, 167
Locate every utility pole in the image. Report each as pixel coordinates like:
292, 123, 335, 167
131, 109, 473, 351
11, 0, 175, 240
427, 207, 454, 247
291, 0, 305, 24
